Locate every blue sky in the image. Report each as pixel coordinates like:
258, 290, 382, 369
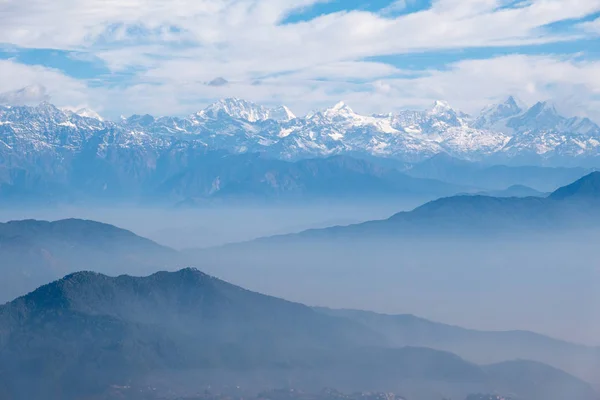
282, 0, 435, 22
0, 0, 599, 119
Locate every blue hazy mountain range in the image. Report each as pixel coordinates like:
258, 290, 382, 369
2, 173, 600, 399
246, 171, 600, 240
3, 172, 600, 302
0, 98, 599, 205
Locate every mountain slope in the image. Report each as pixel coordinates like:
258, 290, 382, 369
405, 153, 593, 191
0, 219, 181, 303
483, 360, 598, 400
156, 154, 465, 205
549, 171, 600, 201
0, 269, 597, 400
258, 172, 600, 240
474, 184, 546, 198
316, 308, 600, 389
0, 269, 454, 399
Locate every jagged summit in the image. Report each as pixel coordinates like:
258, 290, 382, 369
497, 95, 528, 111
475, 96, 525, 129
198, 97, 270, 122
331, 101, 351, 111
195, 97, 295, 122
269, 105, 296, 121
429, 100, 454, 113
323, 101, 356, 118
423, 100, 465, 127
524, 101, 560, 122
507, 100, 562, 131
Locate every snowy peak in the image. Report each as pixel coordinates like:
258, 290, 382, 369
527, 101, 559, 117
6, 101, 72, 124
560, 116, 600, 136
474, 96, 525, 129
428, 100, 453, 114
75, 108, 103, 121
426, 100, 462, 119
484, 96, 524, 119
507, 101, 563, 132
2, 97, 600, 167
198, 98, 295, 122
199, 98, 270, 122
306, 101, 359, 123
501, 95, 529, 110
331, 101, 351, 112
35, 101, 62, 115
124, 114, 156, 127
325, 101, 356, 117
269, 105, 296, 122
425, 100, 464, 126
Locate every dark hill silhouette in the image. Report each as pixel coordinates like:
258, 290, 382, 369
0, 269, 597, 400
0, 219, 182, 303
549, 171, 600, 200
246, 172, 600, 241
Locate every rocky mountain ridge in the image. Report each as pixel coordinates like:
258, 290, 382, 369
1, 97, 599, 166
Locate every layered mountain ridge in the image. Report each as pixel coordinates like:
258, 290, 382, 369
1, 268, 598, 400
2, 97, 599, 204
228, 172, 600, 242
0, 218, 181, 303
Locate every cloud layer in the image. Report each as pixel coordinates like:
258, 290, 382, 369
0, 0, 599, 118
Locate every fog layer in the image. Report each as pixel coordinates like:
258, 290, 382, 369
192, 235, 600, 346
0, 201, 418, 249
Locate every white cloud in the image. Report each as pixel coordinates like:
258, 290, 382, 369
0, 60, 90, 106
0, 0, 599, 119
340, 55, 600, 120
0, 84, 50, 105
99, 54, 600, 122
579, 17, 600, 34
2, 0, 598, 56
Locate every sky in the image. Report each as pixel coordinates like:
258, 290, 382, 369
0, 0, 600, 120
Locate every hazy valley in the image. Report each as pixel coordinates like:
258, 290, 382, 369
1, 169, 600, 399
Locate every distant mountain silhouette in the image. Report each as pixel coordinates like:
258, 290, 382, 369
0, 140, 466, 205
316, 308, 600, 390
470, 184, 546, 198
406, 153, 593, 192
166, 154, 465, 206
483, 360, 599, 400
0, 219, 181, 303
549, 171, 600, 201
0, 269, 597, 400
255, 172, 600, 240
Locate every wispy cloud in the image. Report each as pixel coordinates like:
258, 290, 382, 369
579, 17, 600, 34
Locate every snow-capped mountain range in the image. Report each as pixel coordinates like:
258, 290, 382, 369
1, 96, 600, 168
